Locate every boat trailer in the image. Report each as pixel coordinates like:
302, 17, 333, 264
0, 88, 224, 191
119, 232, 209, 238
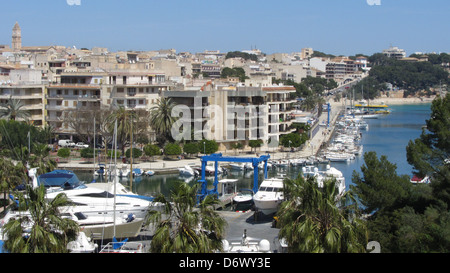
197, 153, 270, 202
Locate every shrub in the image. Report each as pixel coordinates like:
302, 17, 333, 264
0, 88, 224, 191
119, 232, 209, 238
57, 148, 71, 158
164, 143, 182, 156
198, 139, 218, 155
125, 148, 142, 158
183, 142, 199, 155
143, 144, 161, 157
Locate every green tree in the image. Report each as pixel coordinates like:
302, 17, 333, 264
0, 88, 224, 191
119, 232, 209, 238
0, 158, 28, 211
225, 51, 258, 61
125, 147, 142, 158
143, 143, 161, 160
28, 143, 57, 175
183, 142, 199, 156
107, 106, 137, 154
146, 182, 227, 253
350, 151, 412, 215
149, 98, 177, 144
351, 150, 449, 252
230, 142, 243, 155
198, 139, 218, 155
248, 139, 263, 153
0, 97, 31, 121
2, 185, 79, 253
80, 147, 94, 160
57, 148, 71, 160
277, 175, 368, 253
221, 67, 248, 82
280, 133, 305, 148
0, 120, 45, 161
406, 94, 450, 205
164, 143, 182, 156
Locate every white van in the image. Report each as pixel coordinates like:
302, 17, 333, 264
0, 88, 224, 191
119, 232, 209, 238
58, 139, 75, 148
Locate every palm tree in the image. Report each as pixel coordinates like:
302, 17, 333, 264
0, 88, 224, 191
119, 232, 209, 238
28, 143, 57, 175
277, 175, 368, 253
2, 185, 79, 253
146, 182, 227, 253
149, 97, 177, 143
0, 158, 28, 212
107, 106, 137, 154
301, 94, 317, 112
0, 96, 31, 121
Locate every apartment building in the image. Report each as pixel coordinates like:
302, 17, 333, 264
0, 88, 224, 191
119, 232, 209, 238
45, 70, 171, 137
0, 84, 45, 126
382, 46, 406, 60
163, 83, 296, 151
325, 57, 357, 81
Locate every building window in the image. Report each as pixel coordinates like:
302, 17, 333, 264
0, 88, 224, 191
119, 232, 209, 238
128, 88, 136, 96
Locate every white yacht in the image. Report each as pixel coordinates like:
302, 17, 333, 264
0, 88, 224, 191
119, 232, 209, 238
61, 209, 145, 240
1, 208, 144, 241
178, 165, 197, 177
323, 165, 346, 195
253, 177, 284, 215
44, 185, 156, 219
229, 163, 245, 171
302, 165, 346, 196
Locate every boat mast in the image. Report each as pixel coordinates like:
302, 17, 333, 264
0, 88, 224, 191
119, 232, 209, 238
113, 119, 118, 238
129, 112, 133, 192
93, 116, 96, 176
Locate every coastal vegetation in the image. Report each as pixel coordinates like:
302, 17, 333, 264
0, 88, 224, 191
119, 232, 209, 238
277, 176, 368, 253
2, 185, 79, 253
350, 94, 450, 252
146, 182, 227, 253
366, 53, 449, 97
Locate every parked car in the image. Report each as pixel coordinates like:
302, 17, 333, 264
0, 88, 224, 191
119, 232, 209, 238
58, 139, 76, 148
75, 142, 89, 149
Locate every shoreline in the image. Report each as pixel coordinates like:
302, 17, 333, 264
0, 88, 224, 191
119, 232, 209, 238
364, 96, 435, 105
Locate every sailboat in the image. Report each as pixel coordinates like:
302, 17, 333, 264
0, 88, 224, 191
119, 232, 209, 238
98, 119, 146, 252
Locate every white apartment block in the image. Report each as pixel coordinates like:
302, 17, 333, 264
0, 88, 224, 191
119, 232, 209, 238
163, 83, 296, 151
382, 46, 406, 60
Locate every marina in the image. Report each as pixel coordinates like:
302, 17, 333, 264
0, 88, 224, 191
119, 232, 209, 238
65, 103, 431, 252
0, 102, 433, 253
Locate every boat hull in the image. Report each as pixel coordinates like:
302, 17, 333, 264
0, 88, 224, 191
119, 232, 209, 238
253, 198, 282, 215
81, 218, 144, 240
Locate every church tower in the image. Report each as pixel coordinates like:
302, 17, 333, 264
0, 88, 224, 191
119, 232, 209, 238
12, 22, 22, 52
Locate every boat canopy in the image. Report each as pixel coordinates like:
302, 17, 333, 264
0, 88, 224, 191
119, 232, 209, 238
38, 170, 82, 189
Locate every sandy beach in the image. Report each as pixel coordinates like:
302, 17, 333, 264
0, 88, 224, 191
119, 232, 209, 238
369, 96, 435, 105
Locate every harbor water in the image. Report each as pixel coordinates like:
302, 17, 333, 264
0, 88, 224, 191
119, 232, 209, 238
334, 103, 431, 188
75, 103, 432, 197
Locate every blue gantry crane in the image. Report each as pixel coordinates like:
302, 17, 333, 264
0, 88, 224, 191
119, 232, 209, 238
197, 153, 270, 202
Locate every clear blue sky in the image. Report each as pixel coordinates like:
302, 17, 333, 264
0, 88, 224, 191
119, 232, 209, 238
1, 0, 448, 56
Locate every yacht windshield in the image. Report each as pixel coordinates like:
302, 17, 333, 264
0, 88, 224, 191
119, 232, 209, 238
78, 191, 115, 198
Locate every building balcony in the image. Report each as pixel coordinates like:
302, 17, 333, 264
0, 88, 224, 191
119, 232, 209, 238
48, 83, 101, 89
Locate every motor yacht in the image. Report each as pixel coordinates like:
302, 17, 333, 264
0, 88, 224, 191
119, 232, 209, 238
253, 177, 284, 215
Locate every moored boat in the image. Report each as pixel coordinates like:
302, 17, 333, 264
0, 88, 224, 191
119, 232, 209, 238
253, 177, 284, 215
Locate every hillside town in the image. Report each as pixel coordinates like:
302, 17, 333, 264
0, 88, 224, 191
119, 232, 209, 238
1, 3, 450, 257
0, 21, 377, 152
